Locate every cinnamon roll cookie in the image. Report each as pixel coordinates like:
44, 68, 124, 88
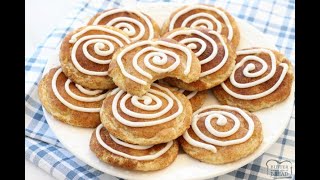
163, 28, 236, 91
100, 83, 193, 145
179, 105, 263, 164
60, 25, 131, 90
87, 8, 160, 42
90, 124, 179, 171
108, 38, 201, 96
38, 67, 108, 128
212, 48, 294, 111
161, 4, 240, 48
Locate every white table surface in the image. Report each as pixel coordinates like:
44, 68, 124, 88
26, 0, 74, 179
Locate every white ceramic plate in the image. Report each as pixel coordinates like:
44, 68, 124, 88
42, 3, 295, 180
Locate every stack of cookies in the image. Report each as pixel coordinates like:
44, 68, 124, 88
38, 4, 294, 171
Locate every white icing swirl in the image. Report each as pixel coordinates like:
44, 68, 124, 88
92, 9, 155, 41
166, 29, 228, 77
181, 13, 222, 33
178, 89, 198, 99
116, 40, 193, 85
110, 83, 183, 127
65, 80, 107, 102
69, 26, 130, 76
183, 105, 254, 153
169, 5, 233, 41
96, 124, 173, 160
51, 68, 108, 112
221, 48, 289, 100
75, 84, 103, 95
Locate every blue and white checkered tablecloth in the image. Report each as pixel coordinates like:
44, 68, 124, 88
25, 0, 295, 179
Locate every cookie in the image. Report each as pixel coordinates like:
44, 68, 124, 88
90, 124, 179, 171
108, 38, 201, 96
38, 67, 108, 128
212, 48, 294, 111
163, 28, 236, 91
60, 25, 131, 90
179, 105, 263, 164
100, 83, 193, 145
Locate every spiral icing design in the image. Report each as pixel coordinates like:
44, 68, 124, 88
91, 9, 155, 41
109, 83, 183, 127
115, 40, 193, 85
166, 28, 228, 77
52, 68, 108, 112
183, 105, 254, 153
96, 124, 173, 160
169, 4, 234, 41
221, 48, 289, 100
68, 26, 131, 76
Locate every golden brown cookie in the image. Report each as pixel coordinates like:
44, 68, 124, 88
90, 124, 179, 171
179, 105, 263, 164
38, 67, 108, 128
161, 4, 240, 48
212, 48, 294, 111
108, 38, 201, 96
100, 83, 193, 145
163, 27, 236, 91
60, 25, 131, 90
87, 8, 160, 42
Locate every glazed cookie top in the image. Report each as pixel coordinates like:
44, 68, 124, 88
162, 4, 240, 47
164, 28, 230, 78
183, 105, 258, 153
51, 68, 108, 112
61, 25, 131, 76
108, 38, 201, 96
88, 8, 160, 42
221, 48, 293, 100
105, 83, 183, 127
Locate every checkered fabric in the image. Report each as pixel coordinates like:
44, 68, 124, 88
25, 0, 295, 179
